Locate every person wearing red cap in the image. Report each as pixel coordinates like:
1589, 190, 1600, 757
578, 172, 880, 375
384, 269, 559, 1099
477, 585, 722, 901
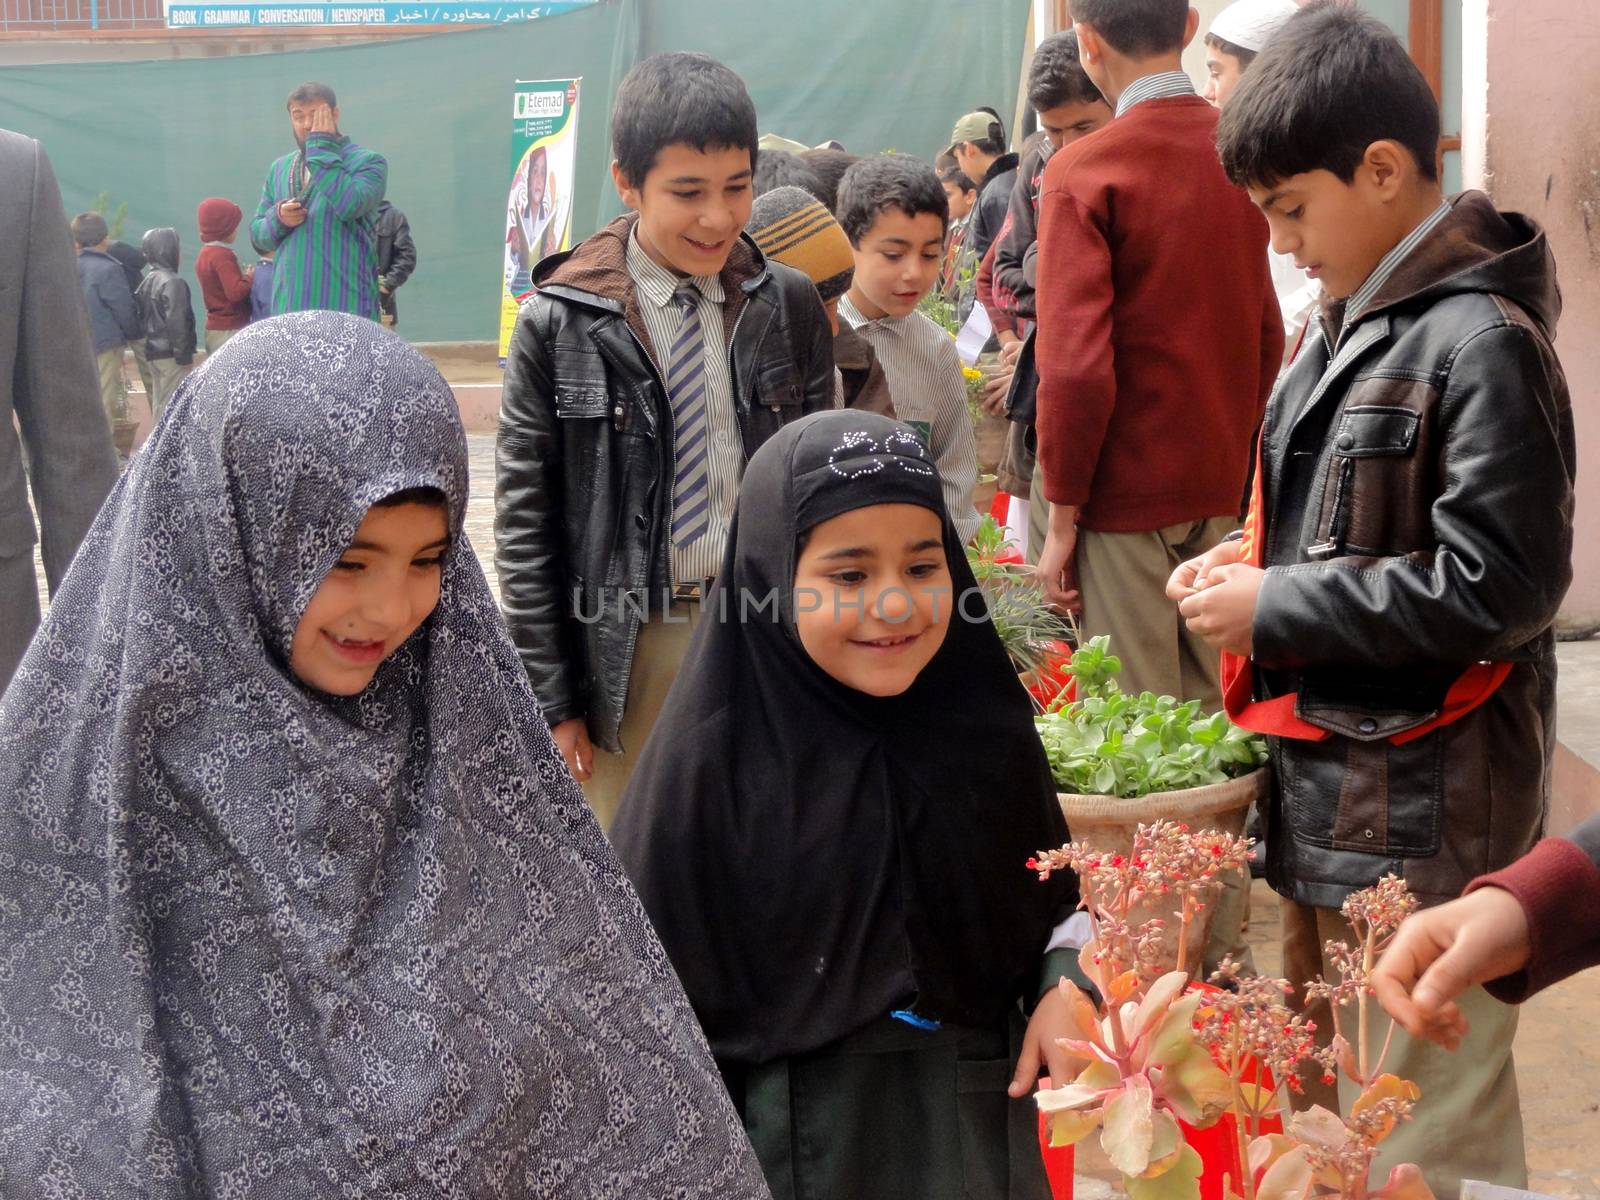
195, 197, 255, 355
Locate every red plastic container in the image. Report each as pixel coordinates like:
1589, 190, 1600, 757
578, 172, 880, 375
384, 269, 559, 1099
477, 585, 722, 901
1036, 1078, 1075, 1200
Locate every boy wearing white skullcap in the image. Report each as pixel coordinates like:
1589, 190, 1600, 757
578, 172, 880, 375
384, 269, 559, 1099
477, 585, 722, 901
1204, 0, 1317, 362
1203, 0, 1300, 106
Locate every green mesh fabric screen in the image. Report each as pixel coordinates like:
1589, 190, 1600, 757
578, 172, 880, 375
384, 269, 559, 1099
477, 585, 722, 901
0, 0, 1029, 342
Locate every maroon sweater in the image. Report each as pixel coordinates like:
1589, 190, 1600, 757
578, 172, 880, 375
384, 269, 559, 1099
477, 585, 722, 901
1468, 817, 1600, 1003
1034, 95, 1282, 531
195, 243, 252, 332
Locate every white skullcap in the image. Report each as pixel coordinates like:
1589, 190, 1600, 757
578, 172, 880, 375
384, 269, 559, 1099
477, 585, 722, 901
1208, 0, 1301, 55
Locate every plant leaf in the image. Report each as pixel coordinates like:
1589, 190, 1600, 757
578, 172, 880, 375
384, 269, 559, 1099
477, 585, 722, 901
1351, 1073, 1422, 1143
1035, 1083, 1106, 1113
1124, 1144, 1203, 1200
1286, 1104, 1351, 1151
1047, 1106, 1103, 1147
1132, 971, 1190, 1042
1077, 1060, 1121, 1091
1166, 1046, 1236, 1126
1102, 1073, 1155, 1177
1062, 975, 1106, 1044
1248, 1132, 1299, 1173
1136, 1108, 1185, 1178
1237, 1081, 1281, 1119
1107, 970, 1142, 1007
1254, 1146, 1314, 1200
1144, 993, 1205, 1070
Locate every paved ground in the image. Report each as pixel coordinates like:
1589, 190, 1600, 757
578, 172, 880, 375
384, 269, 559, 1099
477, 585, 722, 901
28, 424, 1600, 1198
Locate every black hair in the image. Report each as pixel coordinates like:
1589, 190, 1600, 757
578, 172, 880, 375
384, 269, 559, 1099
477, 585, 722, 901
752, 149, 825, 201
1203, 31, 1257, 71
373, 486, 449, 510
1217, 1, 1440, 189
611, 52, 758, 189
936, 164, 976, 195
836, 154, 949, 246
70, 212, 109, 247
1071, 0, 1190, 58
798, 148, 861, 215
286, 81, 337, 110
1028, 29, 1104, 110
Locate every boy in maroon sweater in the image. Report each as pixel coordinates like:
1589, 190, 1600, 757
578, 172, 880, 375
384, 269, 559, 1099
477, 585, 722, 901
195, 198, 254, 355
1033, 0, 1281, 706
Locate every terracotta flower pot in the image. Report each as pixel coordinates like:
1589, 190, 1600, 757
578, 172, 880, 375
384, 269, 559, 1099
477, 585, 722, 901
1057, 768, 1267, 974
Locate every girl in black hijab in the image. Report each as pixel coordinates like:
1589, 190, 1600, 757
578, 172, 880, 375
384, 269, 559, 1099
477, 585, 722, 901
611, 410, 1083, 1199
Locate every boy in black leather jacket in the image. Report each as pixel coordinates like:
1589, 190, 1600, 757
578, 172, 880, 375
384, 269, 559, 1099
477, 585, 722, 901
134, 227, 196, 422
1171, 6, 1574, 1194
495, 52, 834, 826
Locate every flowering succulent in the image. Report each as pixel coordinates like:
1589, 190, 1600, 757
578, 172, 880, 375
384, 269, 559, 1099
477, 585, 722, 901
1030, 819, 1430, 1200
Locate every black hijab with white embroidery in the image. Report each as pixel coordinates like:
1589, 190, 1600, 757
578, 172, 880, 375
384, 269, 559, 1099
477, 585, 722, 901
0, 313, 770, 1198
611, 410, 1074, 1066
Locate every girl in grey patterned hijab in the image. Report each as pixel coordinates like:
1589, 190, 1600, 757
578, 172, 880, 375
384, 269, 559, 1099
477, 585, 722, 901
0, 312, 770, 1199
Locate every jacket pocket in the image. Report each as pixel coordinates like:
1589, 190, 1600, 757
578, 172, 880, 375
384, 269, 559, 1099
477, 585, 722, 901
1280, 727, 1443, 859
1311, 379, 1437, 559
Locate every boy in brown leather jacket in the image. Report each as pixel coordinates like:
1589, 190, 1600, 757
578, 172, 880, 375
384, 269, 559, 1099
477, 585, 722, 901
1170, 5, 1574, 1194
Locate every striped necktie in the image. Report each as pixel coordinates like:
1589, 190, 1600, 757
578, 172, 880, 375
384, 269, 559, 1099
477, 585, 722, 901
667, 284, 711, 550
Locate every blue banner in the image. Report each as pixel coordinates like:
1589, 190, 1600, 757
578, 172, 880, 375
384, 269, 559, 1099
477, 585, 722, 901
164, 0, 596, 27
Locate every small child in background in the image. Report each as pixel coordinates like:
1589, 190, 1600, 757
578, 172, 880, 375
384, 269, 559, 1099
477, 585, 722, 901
249, 250, 275, 324
836, 154, 982, 542
134, 227, 197, 422
70, 211, 142, 429
1202, 0, 1319, 362
194, 198, 254, 355
745, 185, 894, 418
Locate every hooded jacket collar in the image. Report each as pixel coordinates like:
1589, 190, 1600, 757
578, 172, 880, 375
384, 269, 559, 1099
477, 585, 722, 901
1320, 191, 1561, 344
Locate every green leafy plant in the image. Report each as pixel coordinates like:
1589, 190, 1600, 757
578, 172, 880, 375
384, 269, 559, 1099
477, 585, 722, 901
1035, 637, 1267, 798
91, 191, 129, 241
965, 515, 1072, 701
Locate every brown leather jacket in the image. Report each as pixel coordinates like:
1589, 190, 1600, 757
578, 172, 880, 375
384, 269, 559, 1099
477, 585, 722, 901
1252, 193, 1575, 908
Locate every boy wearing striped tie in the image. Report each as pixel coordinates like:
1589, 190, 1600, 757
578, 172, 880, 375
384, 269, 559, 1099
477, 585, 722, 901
495, 52, 835, 826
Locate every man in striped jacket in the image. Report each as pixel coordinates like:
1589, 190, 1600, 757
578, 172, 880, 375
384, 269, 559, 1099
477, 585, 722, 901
250, 82, 387, 320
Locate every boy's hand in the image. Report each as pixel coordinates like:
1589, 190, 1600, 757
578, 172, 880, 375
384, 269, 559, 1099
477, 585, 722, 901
1008, 981, 1090, 1098
1371, 887, 1531, 1050
1166, 538, 1245, 602
1176, 562, 1261, 655
278, 199, 307, 228
999, 335, 1024, 365
551, 717, 594, 782
980, 364, 1013, 416
1036, 504, 1081, 613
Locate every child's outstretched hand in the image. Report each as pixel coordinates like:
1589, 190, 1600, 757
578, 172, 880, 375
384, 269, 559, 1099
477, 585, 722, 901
1008, 981, 1087, 1099
1177, 562, 1262, 656
1371, 887, 1531, 1049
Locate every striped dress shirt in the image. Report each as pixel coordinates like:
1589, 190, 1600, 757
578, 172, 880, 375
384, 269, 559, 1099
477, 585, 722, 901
1114, 70, 1197, 117
838, 295, 983, 543
250, 133, 387, 320
625, 229, 743, 585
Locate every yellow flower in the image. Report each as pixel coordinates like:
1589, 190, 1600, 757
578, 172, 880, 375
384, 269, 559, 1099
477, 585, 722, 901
962, 366, 984, 383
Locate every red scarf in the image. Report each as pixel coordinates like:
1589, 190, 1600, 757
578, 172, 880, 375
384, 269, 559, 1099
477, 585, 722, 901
1219, 432, 1509, 746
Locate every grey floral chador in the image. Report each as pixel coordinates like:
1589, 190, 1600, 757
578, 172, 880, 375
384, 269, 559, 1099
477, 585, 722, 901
0, 313, 770, 1198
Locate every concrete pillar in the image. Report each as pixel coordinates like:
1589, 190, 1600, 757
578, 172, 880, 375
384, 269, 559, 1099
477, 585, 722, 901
1463, 0, 1600, 634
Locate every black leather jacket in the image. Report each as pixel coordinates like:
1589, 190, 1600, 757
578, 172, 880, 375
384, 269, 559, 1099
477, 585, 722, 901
374, 201, 415, 321
495, 215, 835, 751
134, 228, 196, 365
1252, 193, 1575, 907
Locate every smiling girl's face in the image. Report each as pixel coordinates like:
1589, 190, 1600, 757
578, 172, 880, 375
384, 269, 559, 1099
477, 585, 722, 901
793, 502, 952, 697
288, 498, 450, 696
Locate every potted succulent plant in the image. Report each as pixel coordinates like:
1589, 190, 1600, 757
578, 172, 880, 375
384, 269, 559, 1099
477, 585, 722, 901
1033, 637, 1268, 971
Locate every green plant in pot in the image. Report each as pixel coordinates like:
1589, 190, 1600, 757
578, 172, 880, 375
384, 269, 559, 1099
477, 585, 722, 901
1034, 636, 1268, 972
965, 516, 1074, 709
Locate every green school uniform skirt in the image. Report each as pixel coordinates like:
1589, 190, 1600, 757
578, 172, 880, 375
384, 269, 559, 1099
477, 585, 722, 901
720, 1012, 1051, 1200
